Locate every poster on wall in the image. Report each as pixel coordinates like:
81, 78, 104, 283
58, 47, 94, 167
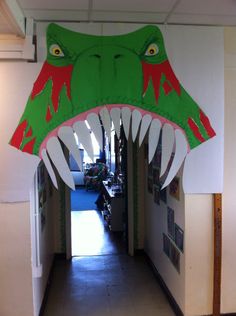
163, 233, 180, 274
163, 233, 170, 257
175, 224, 184, 253
169, 177, 180, 201
170, 242, 180, 273
167, 207, 175, 240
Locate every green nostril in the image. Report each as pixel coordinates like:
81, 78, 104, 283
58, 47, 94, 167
91, 53, 122, 59
92, 54, 101, 59
114, 54, 122, 59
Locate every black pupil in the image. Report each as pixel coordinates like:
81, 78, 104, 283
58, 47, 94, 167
149, 48, 155, 54
55, 49, 60, 55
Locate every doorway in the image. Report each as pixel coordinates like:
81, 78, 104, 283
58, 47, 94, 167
69, 126, 128, 258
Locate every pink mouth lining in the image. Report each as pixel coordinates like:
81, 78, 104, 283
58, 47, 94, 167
39, 104, 190, 158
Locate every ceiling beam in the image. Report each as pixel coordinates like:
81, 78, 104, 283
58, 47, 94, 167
0, 0, 25, 37
164, 0, 181, 25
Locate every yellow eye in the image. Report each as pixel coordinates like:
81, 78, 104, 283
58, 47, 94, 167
145, 43, 159, 56
49, 44, 64, 57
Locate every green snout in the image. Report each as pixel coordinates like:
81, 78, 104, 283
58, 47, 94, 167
71, 45, 143, 110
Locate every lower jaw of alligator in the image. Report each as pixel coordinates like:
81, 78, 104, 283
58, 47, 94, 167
39, 104, 189, 190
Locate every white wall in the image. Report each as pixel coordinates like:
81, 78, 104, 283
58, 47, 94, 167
221, 27, 236, 313
0, 62, 58, 316
0, 62, 40, 316
184, 194, 213, 316
0, 62, 41, 202
144, 166, 186, 312
0, 202, 34, 316
31, 166, 57, 316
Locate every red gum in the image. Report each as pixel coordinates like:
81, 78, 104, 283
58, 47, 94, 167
31, 62, 73, 113
163, 81, 173, 95
142, 60, 181, 103
200, 110, 216, 138
22, 138, 36, 154
46, 106, 52, 122
188, 118, 205, 143
26, 127, 33, 137
10, 120, 36, 154
10, 120, 28, 149
39, 104, 190, 158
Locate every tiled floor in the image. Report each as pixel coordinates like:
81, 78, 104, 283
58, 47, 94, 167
42, 210, 175, 316
71, 210, 125, 256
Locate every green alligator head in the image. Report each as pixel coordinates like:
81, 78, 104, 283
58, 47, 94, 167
9, 23, 215, 189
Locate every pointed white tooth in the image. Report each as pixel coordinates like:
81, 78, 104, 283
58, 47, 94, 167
87, 113, 103, 150
160, 124, 175, 177
161, 130, 188, 189
41, 149, 58, 189
148, 119, 162, 163
121, 107, 131, 140
100, 107, 111, 141
110, 108, 121, 139
139, 114, 152, 147
46, 137, 75, 190
73, 121, 94, 161
58, 126, 83, 171
132, 110, 142, 142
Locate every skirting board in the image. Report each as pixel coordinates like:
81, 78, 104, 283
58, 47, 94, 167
143, 251, 184, 316
143, 251, 236, 316
39, 253, 66, 316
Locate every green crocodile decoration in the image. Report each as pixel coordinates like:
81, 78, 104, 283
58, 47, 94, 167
9, 23, 215, 189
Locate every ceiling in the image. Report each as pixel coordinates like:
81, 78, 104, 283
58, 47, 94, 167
1, 0, 236, 37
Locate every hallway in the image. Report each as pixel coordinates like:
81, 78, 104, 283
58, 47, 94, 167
42, 206, 175, 316
42, 253, 175, 316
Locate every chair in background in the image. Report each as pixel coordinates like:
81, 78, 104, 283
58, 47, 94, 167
84, 163, 108, 191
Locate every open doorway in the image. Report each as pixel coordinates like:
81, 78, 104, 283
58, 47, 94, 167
69, 125, 128, 257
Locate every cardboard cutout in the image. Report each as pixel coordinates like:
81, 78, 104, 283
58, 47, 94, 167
9, 23, 216, 190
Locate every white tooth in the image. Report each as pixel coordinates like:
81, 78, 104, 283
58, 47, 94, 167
110, 108, 121, 139
58, 126, 83, 171
121, 107, 131, 140
87, 113, 103, 150
139, 114, 152, 147
41, 149, 58, 189
148, 119, 162, 163
73, 121, 94, 161
46, 137, 75, 190
160, 123, 175, 177
161, 130, 188, 189
100, 107, 111, 141
132, 110, 142, 142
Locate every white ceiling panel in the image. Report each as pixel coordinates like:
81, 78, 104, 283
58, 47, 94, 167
0, 11, 15, 34
23, 9, 88, 21
91, 11, 166, 23
1, 0, 236, 37
18, 0, 89, 10
93, 0, 175, 12
174, 0, 236, 16
168, 13, 236, 26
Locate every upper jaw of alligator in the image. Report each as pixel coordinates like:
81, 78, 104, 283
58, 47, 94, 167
40, 103, 189, 190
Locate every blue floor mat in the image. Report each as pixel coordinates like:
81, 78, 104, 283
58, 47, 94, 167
71, 187, 99, 211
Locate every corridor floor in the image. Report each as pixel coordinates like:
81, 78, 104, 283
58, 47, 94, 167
42, 209, 175, 316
